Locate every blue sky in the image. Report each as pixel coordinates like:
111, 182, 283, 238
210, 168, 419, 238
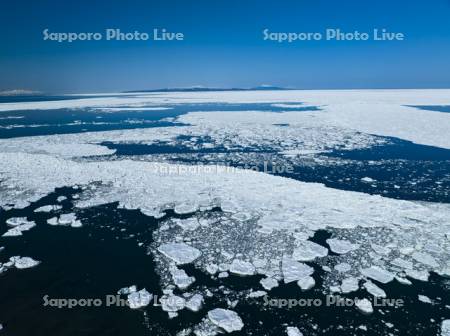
1, 0, 450, 93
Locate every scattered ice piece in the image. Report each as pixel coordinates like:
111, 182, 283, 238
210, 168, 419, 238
260, 277, 279, 291
229, 259, 256, 276
247, 290, 267, 298
297, 276, 315, 291
161, 295, 186, 312
395, 276, 412, 285
70, 220, 83, 228
293, 240, 328, 261
127, 289, 153, 309
361, 266, 394, 284
34, 205, 62, 213
207, 308, 244, 333
13, 256, 40, 269
418, 295, 432, 304
2, 220, 36, 237
361, 177, 376, 183
158, 243, 201, 265
47, 217, 59, 225
118, 285, 137, 295
286, 326, 304, 336
326, 238, 359, 254
174, 218, 199, 231
174, 203, 198, 215
6, 217, 30, 226
356, 298, 373, 314
442, 320, 450, 336
363, 281, 386, 298
282, 258, 314, 284
58, 213, 77, 225
186, 294, 204, 312
57, 196, 67, 202
218, 272, 229, 278
170, 266, 195, 290
341, 277, 359, 293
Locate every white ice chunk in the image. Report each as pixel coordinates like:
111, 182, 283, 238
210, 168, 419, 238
326, 238, 359, 254
356, 298, 373, 314
363, 281, 386, 298
229, 259, 256, 276
292, 240, 328, 262
207, 308, 244, 333
341, 277, 359, 293
186, 294, 203, 312
282, 258, 314, 284
297, 276, 315, 291
34, 205, 62, 212
158, 243, 201, 265
127, 289, 153, 309
361, 266, 394, 284
442, 320, 450, 336
286, 326, 304, 336
13, 256, 40, 269
260, 277, 279, 291
161, 295, 186, 312
170, 266, 195, 290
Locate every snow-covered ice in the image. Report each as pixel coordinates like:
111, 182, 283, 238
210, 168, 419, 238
158, 243, 201, 265
207, 308, 244, 333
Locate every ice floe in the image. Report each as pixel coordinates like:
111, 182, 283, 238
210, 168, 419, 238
127, 288, 153, 309
207, 308, 244, 333
282, 258, 314, 284
286, 326, 304, 336
229, 259, 256, 276
158, 243, 201, 265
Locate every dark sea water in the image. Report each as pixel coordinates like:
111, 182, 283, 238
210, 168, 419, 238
0, 99, 449, 335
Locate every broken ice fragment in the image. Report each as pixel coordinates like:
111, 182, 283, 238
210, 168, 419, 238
442, 320, 450, 336
170, 266, 195, 290
260, 277, 279, 291
158, 242, 201, 265
297, 276, 315, 291
247, 290, 267, 298
326, 238, 359, 254
34, 205, 62, 213
341, 277, 359, 293
286, 326, 304, 336
292, 240, 328, 262
282, 258, 314, 284
356, 298, 373, 314
161, 295, 186, 313
127, 289, 152, 309
12, 256, 40, 269
186, 294, 203, 312
207, 308, 244, 333
117, 285, 137, 295
363, 281, 386, 298
361, 266, 394, 284
229, 259, 256, 276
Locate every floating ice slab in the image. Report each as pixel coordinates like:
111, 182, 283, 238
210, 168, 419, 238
326, 238, 359, 254
170, 266, 195, 290
361, 266, 394, 284
12, 256, 40, 269
341, 277, 359, 293
161, 295, 186, 312
356, 298, 373, 314
158, 243, 201, 265
34, 205, 62, 212
207, 308, 244, 333
292, 240, 328, 262
260, 277, 279, 291
186, 294, 203, 312
363, 281, 386, 298
297, 276, 315, 291
282, 258, 314, 284
127, 289, 152, 309
442, 320, 450, 336
229, 259, 256, 276
286, 326, 304, 336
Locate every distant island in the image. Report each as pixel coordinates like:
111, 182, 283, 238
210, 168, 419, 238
123, 85, 292, 93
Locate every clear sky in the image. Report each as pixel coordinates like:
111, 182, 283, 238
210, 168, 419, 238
1, 0, 450, 93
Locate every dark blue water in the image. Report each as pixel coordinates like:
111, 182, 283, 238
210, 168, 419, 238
0, 103, 319, 138
409, 105, 450, 113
